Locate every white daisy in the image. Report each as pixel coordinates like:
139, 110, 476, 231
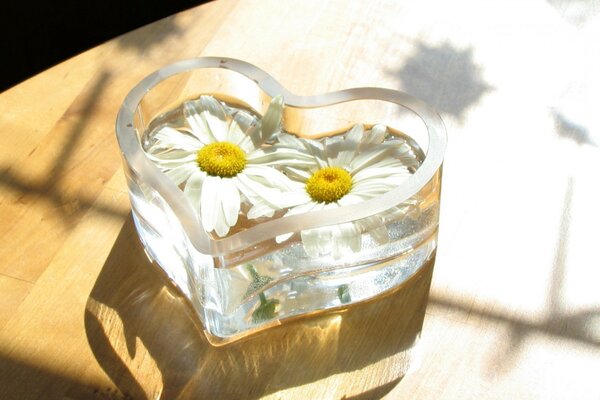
146, 95, 298, 237
274, 124, 419, 258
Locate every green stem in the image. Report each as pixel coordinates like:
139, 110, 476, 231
245, 264, 279, 323
246, 264, 261, 281
258, 292, 268, 305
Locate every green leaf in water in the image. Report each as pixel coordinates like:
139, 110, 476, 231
245, 264, 279, 323
338, 284, 351, 304
244, 264, 273, 298
252, 295, 280, 323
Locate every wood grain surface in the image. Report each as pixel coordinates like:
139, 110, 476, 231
1, 0, 599, 399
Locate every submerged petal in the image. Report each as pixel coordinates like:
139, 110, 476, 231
220, 179, 241, 227
275, 200, 318, 243
247, 201, 277, 219
298, 203, 331, 256
369, 225, 389, 245
200, 176, 220, 232
331, 222, 361, 259
301, 226, 331, 258
214, 204, 230, 237
183, 170, 206, 210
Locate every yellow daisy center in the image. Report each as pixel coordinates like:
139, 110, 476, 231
197, 142, 247, 177
306, 167, 353, 203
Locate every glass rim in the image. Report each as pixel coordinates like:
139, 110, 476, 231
116, 57, 447, 256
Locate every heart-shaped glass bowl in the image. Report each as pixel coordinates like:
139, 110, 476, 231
116, 57, 446, 345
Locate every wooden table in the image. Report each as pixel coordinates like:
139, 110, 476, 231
1, 0, 599, 398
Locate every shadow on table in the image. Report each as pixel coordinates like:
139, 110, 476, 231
390, 41, 492, 123
84, 217, 435, 399
0, 353, 133, 400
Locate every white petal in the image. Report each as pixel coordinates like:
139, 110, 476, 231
234, 175, 262, 205
275, 232, 294, 244
147, 148, 196, 161
275, 200, 317, 243
153, 126, 203, 151
351, 181, 398, 196
384, 202, 418, 221
336, 124, 365, 168
364, 124, 387, 145
165, 163, 197, 186
233, 110, 260, 151
233, 109, 258, 131
282, 166, 313, 181
220, 179, 241, 227
244, 165, 298, 191
301, 227, 330, 257
303, 140, 328, 168
285, 200, 318, 217
226, 118, 246, 145
198, 96, 228, 142
261, 95, 284, 141
299, 203, 330, 256
147, 152, 196, 170
276, 136, 327, 168
248, 147, 315, 168
329, 124, 364, 166
356, 215, 387, 243
183, 170, 206, 210
247, 201, 277, 219
332, 150, 354, 168
280, 191, 312, 208
369, 226, 389, 245
332, 222, 362, 258
337, 193, 366, 207
349, 146, 397, 173
183, 101, 215, 144
200, 176, 220, 232
214, 204, 230, 237
236, 173, 284, 208
346, 124, 364, 144
352, 165, 410, 183
238, 135, 257, 153
276, 133, 306, 150
323, 135, 345, 165
241, 125, 263, 151
364, 156, 411, 170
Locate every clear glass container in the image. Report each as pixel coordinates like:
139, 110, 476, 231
115, 57, 447, 345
